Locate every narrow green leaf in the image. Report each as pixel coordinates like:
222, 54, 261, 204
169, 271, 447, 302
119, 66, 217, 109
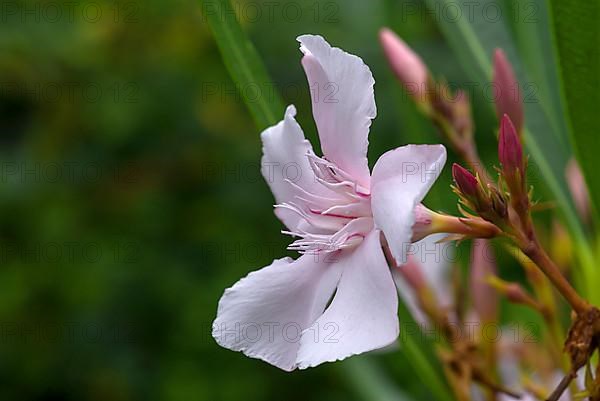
201, 0, 284, 129
548, 0, 600, 223
396, 296, 455, 401
342, 357, 415, 401
503, 0, 569, 149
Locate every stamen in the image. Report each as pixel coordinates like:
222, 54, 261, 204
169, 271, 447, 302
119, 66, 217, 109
275, 155, 373, 253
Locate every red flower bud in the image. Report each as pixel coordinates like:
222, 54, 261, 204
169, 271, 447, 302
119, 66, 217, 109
452, 163, 478, 198
493, 49, 523, 133
498, 114, 523, 175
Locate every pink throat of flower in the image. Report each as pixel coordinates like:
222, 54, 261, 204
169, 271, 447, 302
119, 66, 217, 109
277, 155, 373, 254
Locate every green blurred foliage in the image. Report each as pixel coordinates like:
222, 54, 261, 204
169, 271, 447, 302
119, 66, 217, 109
0, 0, 545, 400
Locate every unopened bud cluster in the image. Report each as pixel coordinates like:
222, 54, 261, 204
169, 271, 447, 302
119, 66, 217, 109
451, 163, 507, 229
450, 110, 529, 238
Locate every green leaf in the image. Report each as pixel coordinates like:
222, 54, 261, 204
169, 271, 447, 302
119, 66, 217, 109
396, 296, 455, 401
201, 0, 285, 129
548, 1, 600, 223
503, 0, 569, 148
342, 357, 415, 401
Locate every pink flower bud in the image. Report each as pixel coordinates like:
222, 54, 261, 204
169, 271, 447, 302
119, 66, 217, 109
379, 28, 429, 103
493, 49, 523, 133
487, 277, 539, 310
566, 159, 591, 223
398, 255, 427, 292
453, 89, 473, 137
504, 283, 533, 305
470, 239, 498, 322
498, 114, 523, 176
452, 163, 478, 198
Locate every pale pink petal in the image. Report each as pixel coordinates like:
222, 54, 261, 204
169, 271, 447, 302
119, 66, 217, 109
297, 35, 375, 188
470, 239, 498, 322
296, 229, 399, 368
212, 254, 342, 371
261, 105, 338, 230
391, 258, 428, 325
392, 233, 453, 326
416, 234, 454, 309
370, 144, 447, 264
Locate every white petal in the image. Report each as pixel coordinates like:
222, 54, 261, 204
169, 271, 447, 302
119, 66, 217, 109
212, 254, 342, 371
370, 144, 447, 264
297, 35, 375, 188
391, 266, 428, 325
413, 233, 453, 308
261, 105, 337, 230
392, 233, 453, 326
296, 229, 399, 368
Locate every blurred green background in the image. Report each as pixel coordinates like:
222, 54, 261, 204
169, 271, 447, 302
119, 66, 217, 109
0, 0, 552, 400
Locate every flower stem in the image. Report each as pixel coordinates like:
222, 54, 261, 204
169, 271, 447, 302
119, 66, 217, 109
519, 230, 589, 314
430, 209, 501, 240
431, 113, 491, 188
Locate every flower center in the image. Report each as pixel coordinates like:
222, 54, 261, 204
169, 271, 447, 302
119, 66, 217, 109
277, 155, 373, 254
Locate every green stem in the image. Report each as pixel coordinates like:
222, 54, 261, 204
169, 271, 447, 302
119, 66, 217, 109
520, 229, 589, 314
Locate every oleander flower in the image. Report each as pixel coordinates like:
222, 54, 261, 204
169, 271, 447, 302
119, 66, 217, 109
212, 35, 446, 371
